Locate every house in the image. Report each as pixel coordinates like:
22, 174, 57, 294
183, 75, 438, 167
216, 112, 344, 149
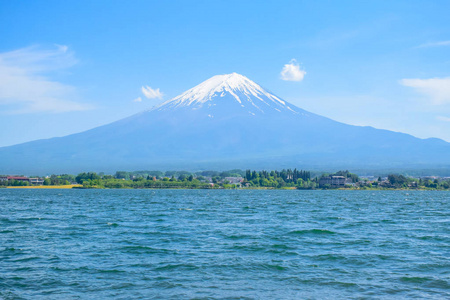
203, 177, 213, 183
408, 181, 418, 188
29, 178, 44, 185
319, 176, 351, 187
7, 176, 30, 183
1, 176, 43, 185
224, 177, 244, 184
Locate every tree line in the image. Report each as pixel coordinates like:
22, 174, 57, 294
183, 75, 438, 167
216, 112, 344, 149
1, 169, 450, 190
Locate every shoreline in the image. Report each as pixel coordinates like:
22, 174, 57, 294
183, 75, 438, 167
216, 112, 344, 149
5, 184, 82, 189
1, 185, 447, 191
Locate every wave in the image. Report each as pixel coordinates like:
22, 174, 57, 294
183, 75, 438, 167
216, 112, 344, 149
288, 229, 338, 235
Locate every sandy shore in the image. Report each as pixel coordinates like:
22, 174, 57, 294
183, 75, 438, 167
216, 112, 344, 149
6, 185, 82, 189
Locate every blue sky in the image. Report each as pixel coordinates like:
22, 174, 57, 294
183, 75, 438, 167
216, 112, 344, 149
1, 0, 450, 146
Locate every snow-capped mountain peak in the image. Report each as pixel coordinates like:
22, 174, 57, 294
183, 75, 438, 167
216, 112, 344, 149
154, 73, 299, 115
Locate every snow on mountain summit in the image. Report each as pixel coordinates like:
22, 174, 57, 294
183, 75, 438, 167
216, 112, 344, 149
154, 73, 299, 115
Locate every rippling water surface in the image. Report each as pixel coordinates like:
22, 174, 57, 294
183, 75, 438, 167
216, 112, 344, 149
1, 189, 449, 299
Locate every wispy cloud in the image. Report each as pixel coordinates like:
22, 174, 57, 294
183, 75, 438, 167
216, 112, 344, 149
280, 59, 306, 82
0, 45, 91, 113
141, 86, 163, 99
400, 77, 450, 105
416, 40, 450, 48
436, 116, 450, 122
308, 29, 361, 48
133, 97, 142, 102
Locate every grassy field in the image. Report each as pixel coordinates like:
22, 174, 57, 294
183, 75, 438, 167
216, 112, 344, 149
6, 184, 82, 189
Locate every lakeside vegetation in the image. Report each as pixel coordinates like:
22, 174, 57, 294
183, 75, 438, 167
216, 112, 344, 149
1, 169, 450, 190
68, 169, 315, 189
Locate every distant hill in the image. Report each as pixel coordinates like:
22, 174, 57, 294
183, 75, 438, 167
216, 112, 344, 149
1, 73, 450, 175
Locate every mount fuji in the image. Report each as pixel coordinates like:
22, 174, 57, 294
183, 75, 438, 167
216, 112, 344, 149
1, 73, 450, 174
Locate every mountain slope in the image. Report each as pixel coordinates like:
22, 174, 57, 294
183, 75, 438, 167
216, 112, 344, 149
1, 73, 449, 174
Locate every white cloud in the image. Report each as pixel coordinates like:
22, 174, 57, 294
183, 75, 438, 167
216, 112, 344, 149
141, 86, 163, 99
400, 77, 450, 105
133, 97, 142, 102
280, 59, 306, 82
436, 116, 450, 122
416, 40, 450, 48
0, 45, 91, 113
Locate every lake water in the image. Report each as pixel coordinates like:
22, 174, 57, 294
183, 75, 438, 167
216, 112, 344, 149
0, 189, 449, 299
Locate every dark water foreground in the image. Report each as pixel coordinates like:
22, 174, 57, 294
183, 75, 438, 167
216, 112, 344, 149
0, 189, 449, 299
